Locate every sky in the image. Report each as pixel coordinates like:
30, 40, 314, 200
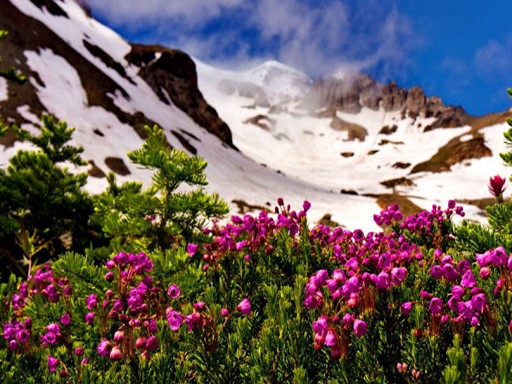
81, 0, 512, 116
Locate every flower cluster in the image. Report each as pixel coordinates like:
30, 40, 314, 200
3, 319, 31, 351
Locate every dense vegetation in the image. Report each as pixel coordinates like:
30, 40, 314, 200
3, 29, 512, 383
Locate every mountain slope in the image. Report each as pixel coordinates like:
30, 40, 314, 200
1, 0, 511, 231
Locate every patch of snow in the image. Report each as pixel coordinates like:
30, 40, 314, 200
10, 0, 136, 82
24, 48, 145, 193
16, 105, 40, 126
459, 134, 473, 142
0, 77, 8, 101
107, 90, 137, 115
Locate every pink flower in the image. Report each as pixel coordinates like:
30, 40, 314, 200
74, 347, 84, 356
312, 316, 328, 336
60, 313, 71, 326
167, 284, 181, 299
97, 339, 112, 357
489, 175, 507, 201
166, 309, 183, 332
461, 270, 476, 288
187, 243, 198, 256
135, 337, 146, 349
220, 308, 229, 317
85, 312, 95, 325
85, 294, 98, 310
47, 355, 59, 372
145, 335, 159, 351
114, 330, 125, 343
353, 319, 367, 337
325, 330, 337, 346
236, 298, 251, 315
110, 346, 123, 361
401, 301, 414, 316
429, 297, 443, 314
46, 323, 61, 335
42, 331, 58, 345
470, 293, 486, 313
185, 312, 202, 331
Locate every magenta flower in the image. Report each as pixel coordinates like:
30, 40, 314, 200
220, 308, 229, 317
135, 337, 146, 349
97, 339, 112, 357
46, 323, 61, 335
145, 335, 159, 351
166, 309, 183, 332
185, 312, 202, 331
312, 316, 328, 335
401, 301, 414, 316
167, 284, 181, 299
42, 331, 58, 345
8, 339, 18, 350
353, 319, 367, 337
236, 298, 251, 315
429, 297, 443, 314
470, 293, 486, 313
187, 243, 198, 256
489, 175, 507, 202
60, 313, 71, 326
451, 285, 465, 299
390, 267, 407, 285
74, 347, 84, 356
461, 270, 476, 288
85, 294, 98, 310
84, 312, 95, 325
325, 330, 337, 346
15, 329, 29, 343
375, 272, 389, 290
110, 346, 123, 361
47, 355, 59, 372
114, 330, 125, 343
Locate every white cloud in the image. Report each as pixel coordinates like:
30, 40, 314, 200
83, 0, 416, 78
475, 38, 512, 77
84, 0, 244, 26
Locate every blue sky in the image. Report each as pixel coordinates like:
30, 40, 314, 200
83, 0, 512, 116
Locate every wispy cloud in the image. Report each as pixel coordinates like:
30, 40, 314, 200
474, 37, 512, 78
84, 0, 417, 78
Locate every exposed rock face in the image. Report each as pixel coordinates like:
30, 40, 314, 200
126, 44, 236, 149
304, 74, 470, 129
0, 1, 235, 152
0, 0, 158, 143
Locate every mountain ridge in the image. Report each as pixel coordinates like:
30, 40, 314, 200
1, 0, 511, 230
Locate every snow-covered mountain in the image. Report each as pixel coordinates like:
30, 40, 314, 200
1, 0, 511, 231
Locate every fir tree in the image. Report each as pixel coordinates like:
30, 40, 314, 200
0, 115, 92, 277
92, 125, 229, 251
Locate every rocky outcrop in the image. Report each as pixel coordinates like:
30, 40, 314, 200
303, 74, 470, 129
126, 44, 236, 149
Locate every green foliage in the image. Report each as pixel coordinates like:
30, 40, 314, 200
0, 115, 92, 277
92, 125, 229, 252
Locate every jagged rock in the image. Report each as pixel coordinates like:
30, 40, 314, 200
126, 44, 236, 149
0, 1, 161, 141
381, 81, 407, 111
244, 115, 275, 131
330, 116, 368, 141
105, 157, 131, 175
